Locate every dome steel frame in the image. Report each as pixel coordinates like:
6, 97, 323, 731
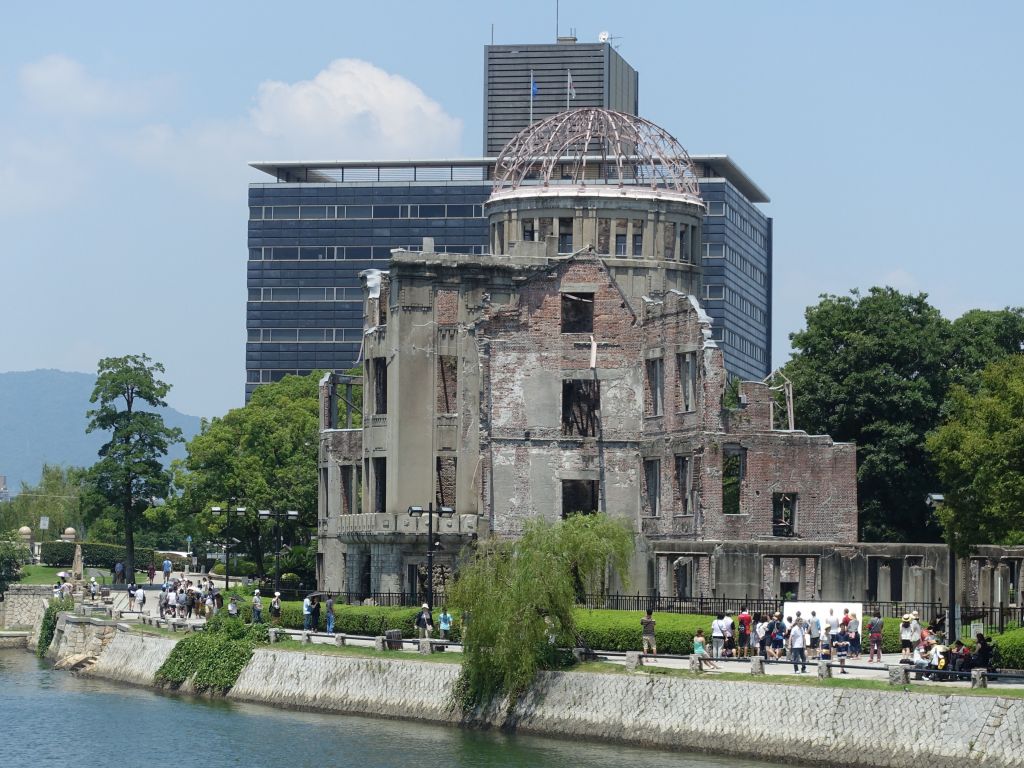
491, 108, 702, 202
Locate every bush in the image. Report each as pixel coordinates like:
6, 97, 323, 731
210, 560, 259, 577
155, 613, 271, 692
993, 627, 1024, 670
38, 540, 186, 571
39, 541, 75, 566
573, 610, 705, 654
36, 597, 75, 657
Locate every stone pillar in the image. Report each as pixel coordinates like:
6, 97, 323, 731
817, 660, 832, 679
995, 564, 1011, 607
689, 654, 702, 672
888, 665, 910, 685
268, 629, 279, 643
657, 556, 671, 598
334, 633, 346, 647
625, 219, 634, 256
624, 651, 643, 671
877, 564, 892, 603
371, 542, 402, 593
971, 668, 988, 689
374, 635, 386, 652
418, 638, 433, 655
979, 564, 994, 607
750, 656, 765, 675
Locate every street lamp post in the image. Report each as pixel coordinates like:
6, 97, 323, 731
407, 503, 455, 610
258, 509, 300, 593
212, 506, 247, 589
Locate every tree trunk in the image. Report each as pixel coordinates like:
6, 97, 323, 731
124, 500, 135, 580
250, 524, 265, 577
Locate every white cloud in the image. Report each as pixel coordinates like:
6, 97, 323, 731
19, 54, 154, 117
123, 58, 463, 196
880, 268, 917, 293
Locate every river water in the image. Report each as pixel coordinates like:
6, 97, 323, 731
1, 649, 775, 767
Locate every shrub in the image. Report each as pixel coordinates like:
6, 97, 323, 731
210, 560, 258, 577
155, 614, 271, 692
993, 627, 1024, 670
38, 540, 184, 571
572, 610, 706, 654
36, 597, 75, 657
39, 541, 75, 566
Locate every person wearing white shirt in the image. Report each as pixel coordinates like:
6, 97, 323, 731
788, 620, 808, 673
710, 614, 727, 659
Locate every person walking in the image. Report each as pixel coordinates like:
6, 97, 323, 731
158, 586, 168, 619
641, 608, 657, 661
251, 590, 263, 624
127, 582, 137, 612
710, 614, 727, 659
136, 587, 146, 615
789, 618, 808, 673
438, 606, 452, 640
325, 595, 335, 634
162, 557, 172, 584
415, 603, 434, 639
867, 612, 884, 663
270, 592, 282, 625
302, 595, 312, 630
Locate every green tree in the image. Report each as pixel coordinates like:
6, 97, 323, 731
945, 308, 1024, 391
451, 513, 633, 709
927, 355, 1024, 554
0, 464, 86, 536
85, 354, 183, 577
0, 533, 30, 592
784, 288, 950, 541
173, 373, 321, 575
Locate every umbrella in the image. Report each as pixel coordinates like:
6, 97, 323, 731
305, 592, 325, 599
57, 571, 69, 579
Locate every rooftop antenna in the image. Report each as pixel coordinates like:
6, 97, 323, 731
555, 0, 559, 40
491, 22, 494, 45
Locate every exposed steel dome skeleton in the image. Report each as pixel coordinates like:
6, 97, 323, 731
491, 108, 702, 204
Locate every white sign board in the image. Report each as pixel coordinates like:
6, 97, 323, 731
39, 516, 49, 531
783, 601, 864, 627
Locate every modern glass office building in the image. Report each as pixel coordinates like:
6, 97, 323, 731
246, 156, 770, 399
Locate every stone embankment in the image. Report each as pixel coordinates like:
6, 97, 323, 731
49, 623, 1024, 768
0, 585, 53, 646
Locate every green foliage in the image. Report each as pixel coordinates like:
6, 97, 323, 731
928, 355, 1024, 554
0, 465, 86, 536
37, 541, 188, 571
36, 597, 75, 657
573, 610, 701, 654
155, 612, 270, 692
85, 354, 183, 576
993, 627, 1024, 671
451, 513, 634, 709
0, 533, 30, 592
210, 559, 259, 577
171, 372, 321, 575
231, 600, 421, 635
785, 290, 1024, 542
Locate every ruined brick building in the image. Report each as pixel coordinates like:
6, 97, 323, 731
317, 109, 1022, 607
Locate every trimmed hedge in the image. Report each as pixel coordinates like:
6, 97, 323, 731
231, 600, 430, 637
573, 610, 706, 654
39, 541, 187, 570
993, 627, 1024, 670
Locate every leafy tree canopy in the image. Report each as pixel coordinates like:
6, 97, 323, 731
927, 354, 1024, 555
0, 532, 30, 592
0, 464, 87, 536
784, 289, 1024, 542
85, 354, 182, 574
451, 513, 633, 709
171, 372, 321, 576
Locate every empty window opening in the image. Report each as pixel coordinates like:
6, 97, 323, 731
677, 351, 697, 412
435, 456, 457, 509
372, 457, 387, 513
632, 220, 644, 256
437, 355, 458, 414
772, 492, 797, 537
558, 217, 573, 253
645, 357, 664, 416
615, 233, 627, 256
341, 465, 363, 515
561, 292, 594, 333
372, 357, 388, 414
674, 558, 693, 600
643, 459, 661, 516
522, 220, 535, 242
678, 224, 691, 263
377, 282, 389, 326
562, 379, 600, 437
562, 479, 598, 517
674, 455, 693, 516
722, 444, 746, 515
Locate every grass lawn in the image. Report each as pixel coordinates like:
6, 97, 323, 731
18, 564, 152, 585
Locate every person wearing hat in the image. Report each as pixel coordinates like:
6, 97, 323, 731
415, 603, 434, 639
270, 591, 282, 625
89, 577, 98, 601
910, 611, 922, 647
228, 595, 239, 618
252, 589, 263, 624
900, 613, 915, 659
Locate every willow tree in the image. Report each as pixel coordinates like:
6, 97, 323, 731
451, 513, 633, 709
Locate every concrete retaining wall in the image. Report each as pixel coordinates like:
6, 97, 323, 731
1, 585, 54, 646
0, 632, 29, 649
48, 614, 120, 660
78, 633, 1024, 768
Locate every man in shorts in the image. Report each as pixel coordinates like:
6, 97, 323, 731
807, 610, 822, 659
737, 606, 752, 658
641, 608, 657, 661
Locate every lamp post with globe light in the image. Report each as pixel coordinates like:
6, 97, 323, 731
258, 509, 300, 593
407, 503, 454, 609
211, 505, 247, 589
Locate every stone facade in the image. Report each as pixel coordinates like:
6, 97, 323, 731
48, 614, 118, 660
0, 584, 54, 646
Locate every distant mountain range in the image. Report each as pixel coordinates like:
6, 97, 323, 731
0, 370, 202, 494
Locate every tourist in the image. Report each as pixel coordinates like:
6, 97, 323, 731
127, 582, 137, 612
826, 608, 841, 646
640, 608, 657, 661
302, 594, 312, 630
89, 577, 98, 601
692, 628, 720, 670
162, 557, 172, 583
767, 613, 786, 660
270, 592, 282, 625
252, 589, 263, 624
909, 612, 923, 647
415, 603, 434, 639
311, 596, 321, 632
912, 637, 937, 680
185, 588, 196, 620
52, 580, 62, 599
788, 617, 807, 673
819, 629, 832, 661
723, 611, 734, 648
438, 605, 451, 640
755, 614, 769, 658
114, 561, 125, 585
205, 591, 215, 617
867, 612, 884, 663
841, 608, 851, 632
834, 627, 851, 673
136, 587, 146, 615
900, 613, 914, 659
325, 594, 335, 635
950, 640, 970, 673
176, 589, 186, 619
227, 596, 239, 617
848, 612, 861, 658
747, 612, 760, 657
807, 610, 822, 659
737, 606, 752, 658
147, 563, 155, 585
970, 633, 993, 672
710, 613, 727, 659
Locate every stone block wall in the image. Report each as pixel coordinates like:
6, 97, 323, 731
1, 585, 54, 645
49, 614, 118, 659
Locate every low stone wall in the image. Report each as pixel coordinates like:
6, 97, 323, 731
1, 585, 54, 646
0, 632, 29, 649
80, 634, 1024, 768
48, 614, 120, 660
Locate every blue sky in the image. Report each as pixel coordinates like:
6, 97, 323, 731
2, 1, 1021, 417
